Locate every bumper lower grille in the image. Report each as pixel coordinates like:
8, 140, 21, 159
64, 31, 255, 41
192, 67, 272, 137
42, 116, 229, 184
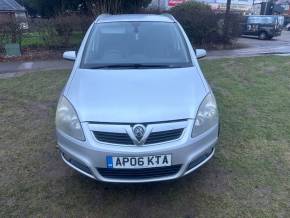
98, 165, 182, 180
93, 128, 183, 145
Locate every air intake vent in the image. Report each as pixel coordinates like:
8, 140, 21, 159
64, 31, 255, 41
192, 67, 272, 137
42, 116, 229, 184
93, 128, 184, 145
145, 128, 183, 144
93, 131, 134, 145
98, 165, 182, 179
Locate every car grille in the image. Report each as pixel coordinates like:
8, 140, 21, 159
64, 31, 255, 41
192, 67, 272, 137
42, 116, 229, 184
145, 129, 184, 144
93, 131, 134, 145
93, 128, 184, 145
97, 165, 182, 180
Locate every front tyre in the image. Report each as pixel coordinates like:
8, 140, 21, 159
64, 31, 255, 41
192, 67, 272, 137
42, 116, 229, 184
258, 32, 267, 40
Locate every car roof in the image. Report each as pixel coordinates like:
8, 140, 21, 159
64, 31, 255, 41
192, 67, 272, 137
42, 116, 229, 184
95, 14, 175, 24
246, 15, 278, 17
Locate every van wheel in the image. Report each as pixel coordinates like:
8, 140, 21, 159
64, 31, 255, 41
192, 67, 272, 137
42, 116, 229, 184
258, 32, 267, 40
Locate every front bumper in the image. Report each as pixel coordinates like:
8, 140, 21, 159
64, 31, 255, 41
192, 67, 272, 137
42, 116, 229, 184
56, 119, 218, 183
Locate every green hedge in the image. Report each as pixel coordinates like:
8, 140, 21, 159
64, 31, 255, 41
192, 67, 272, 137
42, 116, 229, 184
170, 1, 242, 47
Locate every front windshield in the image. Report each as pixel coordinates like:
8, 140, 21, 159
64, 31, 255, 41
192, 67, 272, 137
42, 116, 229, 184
81, 22, 192, 69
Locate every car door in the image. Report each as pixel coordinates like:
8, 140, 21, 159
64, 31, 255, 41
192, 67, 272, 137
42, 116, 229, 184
258, 16, 276, 36
245, 16, 259, 36
240, 16, 248, 35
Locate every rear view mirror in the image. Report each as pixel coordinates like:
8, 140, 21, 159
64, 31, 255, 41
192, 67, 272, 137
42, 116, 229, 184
195, 49, 207, 59
63, 51, 76, 61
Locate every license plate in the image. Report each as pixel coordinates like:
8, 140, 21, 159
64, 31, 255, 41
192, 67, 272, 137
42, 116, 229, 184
106, 154, 172, 169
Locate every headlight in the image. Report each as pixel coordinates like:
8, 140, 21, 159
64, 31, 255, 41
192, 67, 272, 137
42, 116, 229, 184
55, 96, 85, 141
192, 93, 218, 138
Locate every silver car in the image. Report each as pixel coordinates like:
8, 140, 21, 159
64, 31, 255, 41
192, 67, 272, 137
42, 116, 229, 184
56, 14, 219, 183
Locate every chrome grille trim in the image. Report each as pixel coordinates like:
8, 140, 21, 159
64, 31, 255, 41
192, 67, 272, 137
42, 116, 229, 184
88, 120, 188, 146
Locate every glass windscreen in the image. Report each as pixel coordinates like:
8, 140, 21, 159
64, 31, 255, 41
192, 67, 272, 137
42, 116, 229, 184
248, 16, 275, 24
81, 22, 192, 69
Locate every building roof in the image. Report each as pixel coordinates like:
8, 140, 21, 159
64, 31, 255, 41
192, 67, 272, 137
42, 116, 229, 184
96, 14, 175, 24
0, 0, 26, 12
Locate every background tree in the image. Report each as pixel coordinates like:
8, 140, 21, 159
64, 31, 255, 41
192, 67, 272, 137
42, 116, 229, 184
17, 0, 151, 17
223, 0, 232, 43
84, 0, 151, 15
17, 0, 86, 17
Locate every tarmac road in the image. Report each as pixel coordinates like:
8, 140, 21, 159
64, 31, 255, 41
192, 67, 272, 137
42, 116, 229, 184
207, 30, 290, 59
238, 30, 290, 48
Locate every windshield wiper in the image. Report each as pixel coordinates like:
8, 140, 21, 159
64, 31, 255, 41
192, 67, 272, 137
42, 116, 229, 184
87, 64, 180, 69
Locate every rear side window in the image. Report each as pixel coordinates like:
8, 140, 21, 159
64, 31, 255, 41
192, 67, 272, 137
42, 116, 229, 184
248, 16, 275, 24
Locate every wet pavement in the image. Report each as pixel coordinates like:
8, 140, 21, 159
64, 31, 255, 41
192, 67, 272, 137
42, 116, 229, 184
0, 59, 73, 74
0, 31, 289, 74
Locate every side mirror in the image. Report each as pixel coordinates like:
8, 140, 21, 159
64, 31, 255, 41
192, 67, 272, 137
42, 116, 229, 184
195, 49, 207, 59
63, 51, 76, 61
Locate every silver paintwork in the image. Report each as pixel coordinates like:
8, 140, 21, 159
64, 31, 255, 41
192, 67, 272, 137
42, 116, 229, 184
57, 120, 218, 183
66, 67, 207, 123
56, 14, 219, 183
95, 14, 174, 24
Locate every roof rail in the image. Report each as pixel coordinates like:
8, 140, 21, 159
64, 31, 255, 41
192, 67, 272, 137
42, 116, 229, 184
161, 13, 176, 22
95, 13, 111, 23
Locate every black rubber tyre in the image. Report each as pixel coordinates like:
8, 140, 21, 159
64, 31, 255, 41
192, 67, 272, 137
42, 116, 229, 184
258, 32, 267, 40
